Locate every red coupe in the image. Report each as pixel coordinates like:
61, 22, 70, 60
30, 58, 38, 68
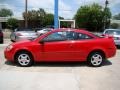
4, 29, 116, 67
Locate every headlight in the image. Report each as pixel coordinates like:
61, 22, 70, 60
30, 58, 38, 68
6, 45, 13, 51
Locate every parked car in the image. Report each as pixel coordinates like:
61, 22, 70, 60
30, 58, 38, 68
0, 29, 3, 44
10, 28, 37, 42
103, 29, 120, 46
36, 28, 51, 36
45, 25, 54, 29
4, 29, 116, 67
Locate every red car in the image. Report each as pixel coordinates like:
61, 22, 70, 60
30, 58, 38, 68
4, 29, 116, 67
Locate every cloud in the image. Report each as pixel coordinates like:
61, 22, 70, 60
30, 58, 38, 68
74, 0, 105, 6
0, 0, 6, 3
59, 0, 73, 19
109, 0, 120, 7
0, 3, 15, 11
27, 0, 54, 10
28, 0, 73, 19
1, 0, 120, 19
73, 0, 120, 16
73, 0, 120, 8
20, 0, 73, 19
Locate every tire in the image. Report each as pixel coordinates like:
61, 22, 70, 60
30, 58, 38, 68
11, 39, 15, 42
0, 40, 3, 44
0, 36, 3, 44
87, 52, 105, 67
15, 51, 34, 67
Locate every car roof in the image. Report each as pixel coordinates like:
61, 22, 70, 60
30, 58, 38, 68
53, 28, 92, 34
54, 28, 86, 32
105, 29, 120, 31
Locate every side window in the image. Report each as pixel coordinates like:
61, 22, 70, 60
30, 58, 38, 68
73, 32, 93, 40
105, 30, 114, 35
66, 31, 74, 40
42, 31, 93, 42
43, 32, 67, 42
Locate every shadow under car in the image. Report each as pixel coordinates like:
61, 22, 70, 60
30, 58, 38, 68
5, 59, 112, 67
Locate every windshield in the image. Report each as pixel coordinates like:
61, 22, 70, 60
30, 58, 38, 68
115, 31, 120, 35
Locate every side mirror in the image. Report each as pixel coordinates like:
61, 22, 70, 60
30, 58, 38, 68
39, 40, 44, 44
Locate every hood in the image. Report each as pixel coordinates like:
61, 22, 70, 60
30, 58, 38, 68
11, 40, 33, 46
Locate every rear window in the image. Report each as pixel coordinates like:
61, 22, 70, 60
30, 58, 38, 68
15, 28, 33, 31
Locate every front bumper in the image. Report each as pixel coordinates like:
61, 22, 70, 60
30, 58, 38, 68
4, 48, 15, 62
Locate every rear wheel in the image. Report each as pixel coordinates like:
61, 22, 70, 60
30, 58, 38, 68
15, 51, 34, 67
87, 52, 105, 67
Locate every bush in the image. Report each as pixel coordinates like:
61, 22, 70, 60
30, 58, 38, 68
7, 18, 19, 30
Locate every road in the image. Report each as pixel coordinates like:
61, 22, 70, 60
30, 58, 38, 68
0, 39, 120, 90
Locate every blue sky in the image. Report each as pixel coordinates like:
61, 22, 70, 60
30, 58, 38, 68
0, 0, 120, 19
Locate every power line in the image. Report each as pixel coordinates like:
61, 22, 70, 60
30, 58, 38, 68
0, 4, 75, 12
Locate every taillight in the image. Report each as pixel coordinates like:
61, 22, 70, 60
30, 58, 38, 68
118, 37, 120, 40
0, 32, 3, 36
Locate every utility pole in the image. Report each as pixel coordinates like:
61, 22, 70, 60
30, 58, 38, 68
104, 0, 109, 29
54, 0, 59, 29
25, 0, 28, 28
105, 0, 109, 8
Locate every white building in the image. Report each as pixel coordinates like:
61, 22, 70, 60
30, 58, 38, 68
111, 19, 120, 28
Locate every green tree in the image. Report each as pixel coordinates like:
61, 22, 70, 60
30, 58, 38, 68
74, 3, 111, 32
7, 18, 19, 30
103, 7, 111, 29
45, 14, 65, 26
23, 8, 46, 28
37, 8, 46, 27
0, 8, 13, 17
45, 13, 54, 26
22, 8, 65, 28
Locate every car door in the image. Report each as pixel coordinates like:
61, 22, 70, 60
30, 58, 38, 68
39, 31, 75, 61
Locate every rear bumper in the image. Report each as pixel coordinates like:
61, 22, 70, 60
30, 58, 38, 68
106, 47, 116, 58
16, 36, 37, 41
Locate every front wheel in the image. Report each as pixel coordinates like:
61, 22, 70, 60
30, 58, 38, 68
15, 52, 33, 67
87, 52, 105, 67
